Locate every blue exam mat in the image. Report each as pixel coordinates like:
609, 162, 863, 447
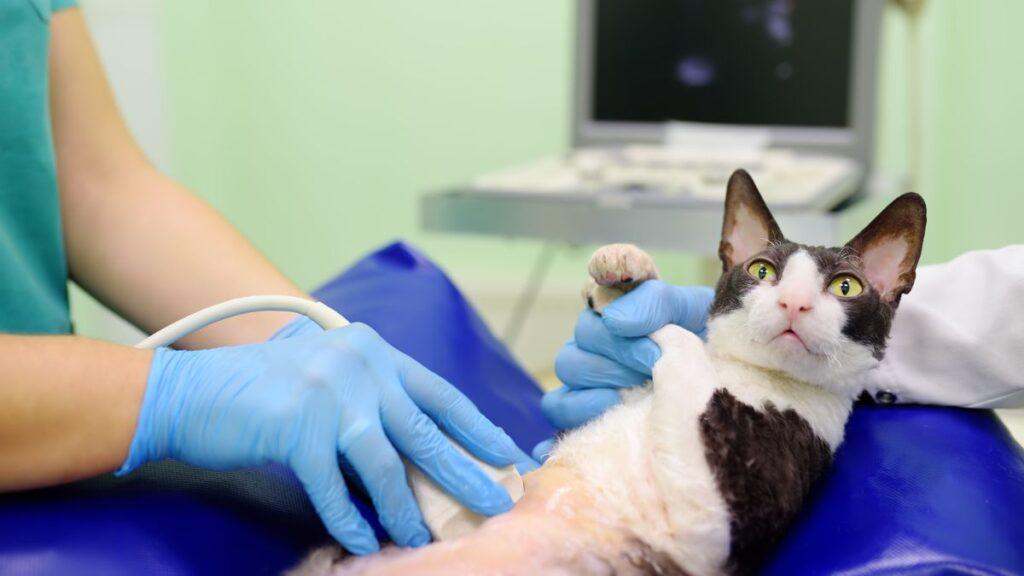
0, 242, 1021, 575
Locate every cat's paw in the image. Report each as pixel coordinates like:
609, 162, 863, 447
584, 244, 659, 313
588, 244, 659, 287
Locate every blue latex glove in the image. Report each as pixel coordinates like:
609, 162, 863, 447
270, 314, 539, 483
534, 281, 714, 462
119, 323, 535, 554
269, 314, 323, 341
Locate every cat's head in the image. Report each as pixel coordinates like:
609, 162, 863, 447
705, 170, 926, 396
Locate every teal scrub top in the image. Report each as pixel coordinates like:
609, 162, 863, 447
0, 0, 78, 334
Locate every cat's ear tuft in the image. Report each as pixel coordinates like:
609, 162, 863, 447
718, 169, 784, 271
845, 192, 927, 304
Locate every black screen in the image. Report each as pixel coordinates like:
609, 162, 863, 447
592, 0, 855, 128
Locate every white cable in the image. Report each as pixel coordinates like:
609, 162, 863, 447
135, 295, 349, 349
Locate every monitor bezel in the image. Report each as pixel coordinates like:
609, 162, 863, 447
573, 0, 884, 167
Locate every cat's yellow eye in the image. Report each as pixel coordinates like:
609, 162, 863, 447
829, 275, 863, 298
747, 260, 777, 282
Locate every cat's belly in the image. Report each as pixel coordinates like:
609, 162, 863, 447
293, 388, 839, 576
293, 465, 691, 576
549, 391, 733, 576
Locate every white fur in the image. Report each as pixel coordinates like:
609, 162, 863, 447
549, 326, 731, 576
554, 246, 880, 573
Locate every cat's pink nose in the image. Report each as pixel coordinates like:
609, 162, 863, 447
778, 295, 813, 321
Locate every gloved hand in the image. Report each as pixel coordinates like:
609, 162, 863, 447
119, 323, 535, 554
268, 313, 323, 341
534, 281, 714, 461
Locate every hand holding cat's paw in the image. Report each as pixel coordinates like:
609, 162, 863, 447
543, 283, 715, 433
602, 281, 715, 339
541, 381, 625, 431
572, 309, 662, 374
538, 311, 658, 433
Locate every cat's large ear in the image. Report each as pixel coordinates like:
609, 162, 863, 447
719, 169, 784, 271
845, 193, 927, 304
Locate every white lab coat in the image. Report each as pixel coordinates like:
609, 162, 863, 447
863, 245, 1024, 408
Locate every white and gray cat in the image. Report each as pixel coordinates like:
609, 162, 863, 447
293, 169, 927, 576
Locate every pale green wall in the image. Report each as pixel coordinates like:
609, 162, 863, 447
159, 0, 706, 295
145, 1, 1024, 304
847, 0, 1024, 264
916, 1, 1024, 260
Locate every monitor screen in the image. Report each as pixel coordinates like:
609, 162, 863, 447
592, 0, 855, 128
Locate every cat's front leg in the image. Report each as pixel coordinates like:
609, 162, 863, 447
649, 325, 716, 417
584, 243, 660, 313
583, 244, 731, 574
646, 325, 732, 575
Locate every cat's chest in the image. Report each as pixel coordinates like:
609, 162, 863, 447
708, 358, 852, 450
696, 360, 850, 574
698, 387, 833, 573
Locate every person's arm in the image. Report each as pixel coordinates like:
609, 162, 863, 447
864, 245, 1024, 408
50, 8, 305, 349
0, 327, 535, 553
0, 336, 149, 491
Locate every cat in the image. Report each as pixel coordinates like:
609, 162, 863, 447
292, 169, 926, 576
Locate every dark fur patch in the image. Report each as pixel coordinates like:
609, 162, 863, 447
710, 241, 798, 317
803, 245, 894, 358
700, 389, 832, 575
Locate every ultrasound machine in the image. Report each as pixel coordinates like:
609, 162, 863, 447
423, 0, 886, 254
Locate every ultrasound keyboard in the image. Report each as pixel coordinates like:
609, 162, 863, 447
470, 146, 862, 210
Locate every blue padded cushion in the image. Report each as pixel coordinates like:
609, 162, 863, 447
766, 404, 1024, 575
0, 242, 1021, 575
